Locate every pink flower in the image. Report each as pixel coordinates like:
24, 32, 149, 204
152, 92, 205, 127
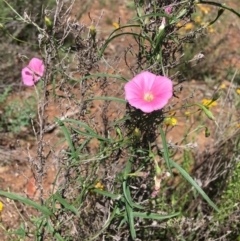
124, 71, 173, 113
165, 6, 172, 15
21, 57, 45, 86
161, 6, 172, 29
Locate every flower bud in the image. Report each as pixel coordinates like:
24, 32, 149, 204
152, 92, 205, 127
89, 25, 97, 40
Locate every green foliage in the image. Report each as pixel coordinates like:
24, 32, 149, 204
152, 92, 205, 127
0, 85, 11, 103
0, 92, 37, 133
216, 152, 240, 223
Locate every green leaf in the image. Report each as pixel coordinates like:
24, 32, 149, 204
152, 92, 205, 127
0, 190, 52, 216
133, 211, 180, 220
46, 220, 65, 241
7, 223, 26, 237
159, 126, 173, 175
125, 198, 136, 239
123, 159, 145, 210
53, 191, 79, 217
99, 32, 152, 58
62, 118, 110, 142
169, 159, 219, 212
56, 118, 76, 159
85, 96, 126, 104
195, 103, 215, 120
93, 189, 121, 199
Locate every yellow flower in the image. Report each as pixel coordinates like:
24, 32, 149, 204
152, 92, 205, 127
95, 182, 104, 190
112, 22, 120, 29
236, 88, 240, 95
0, 201, 3, 211
202, 99, 217, 108
44, 16, 52, 29
220, 83, 226, 89
208, 25, 215, 33
89, 25, 97, 40
133, 127, 141, 137
164, 117, 177, 126
236, 123, 240, 128
197, 5, 211, 14
184, 111, 191, 116
194, 16, 201, 24
176, 22, 182, 27
185, 23, 194, 30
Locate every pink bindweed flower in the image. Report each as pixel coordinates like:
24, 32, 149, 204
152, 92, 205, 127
161, 6, 172, 29
165, 6, 172, 15
21, 57, 45, 86
124, 71, 173, 113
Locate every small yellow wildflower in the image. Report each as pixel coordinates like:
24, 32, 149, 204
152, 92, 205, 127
95, 182, 104, 190
236, 88, 240, 95
89, 25, 97, 40
164, 117, 177, 126
44, 16, 52, 29
112, 22, 120, 29
176, 22, 182, 27
202, 99, 217, 108
207, 25, 215, 33
194, 16, 201, 24
185, 23, 194, 31
133, 127, 141, 138
184, 111, 191, 116
197, 5, 211, 14
220, 83, 226, 89
236, 123, 240, 128
0, 201, 3, 211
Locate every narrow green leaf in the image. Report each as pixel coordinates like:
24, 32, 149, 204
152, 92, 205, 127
46, 220, 64, 241
99, 32, 152, 58
133, 211, 180, 220
131, 12, 170, 21
56, 118, 76, 158
195, 103, 215, 120
85, 96, 126, 104
108, 24, 141, 38
125, 200, 136, 239
0, 190, 52, 216
62, 118, 110, 142
169, 159, 219, 212
159, 126, 173, 175
208, 8, 224, 26
73, 128, 109, 142
123, 158, 145, 210
53, 192, 79, 217
93, 189, 121, 199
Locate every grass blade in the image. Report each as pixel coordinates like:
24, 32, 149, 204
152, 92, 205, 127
85, 96, 126, 104
169, 159, 219, 212
0, 190, 52, 216
133, 211, 180, 220
159, 126, 173, 175
53, 192, 79, 217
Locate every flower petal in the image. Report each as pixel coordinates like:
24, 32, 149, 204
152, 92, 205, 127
21, 67, 36, 86
28, 57, 44, 77
132, 71, 156, 91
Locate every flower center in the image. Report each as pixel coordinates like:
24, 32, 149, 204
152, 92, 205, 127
144, 92, 154, 102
